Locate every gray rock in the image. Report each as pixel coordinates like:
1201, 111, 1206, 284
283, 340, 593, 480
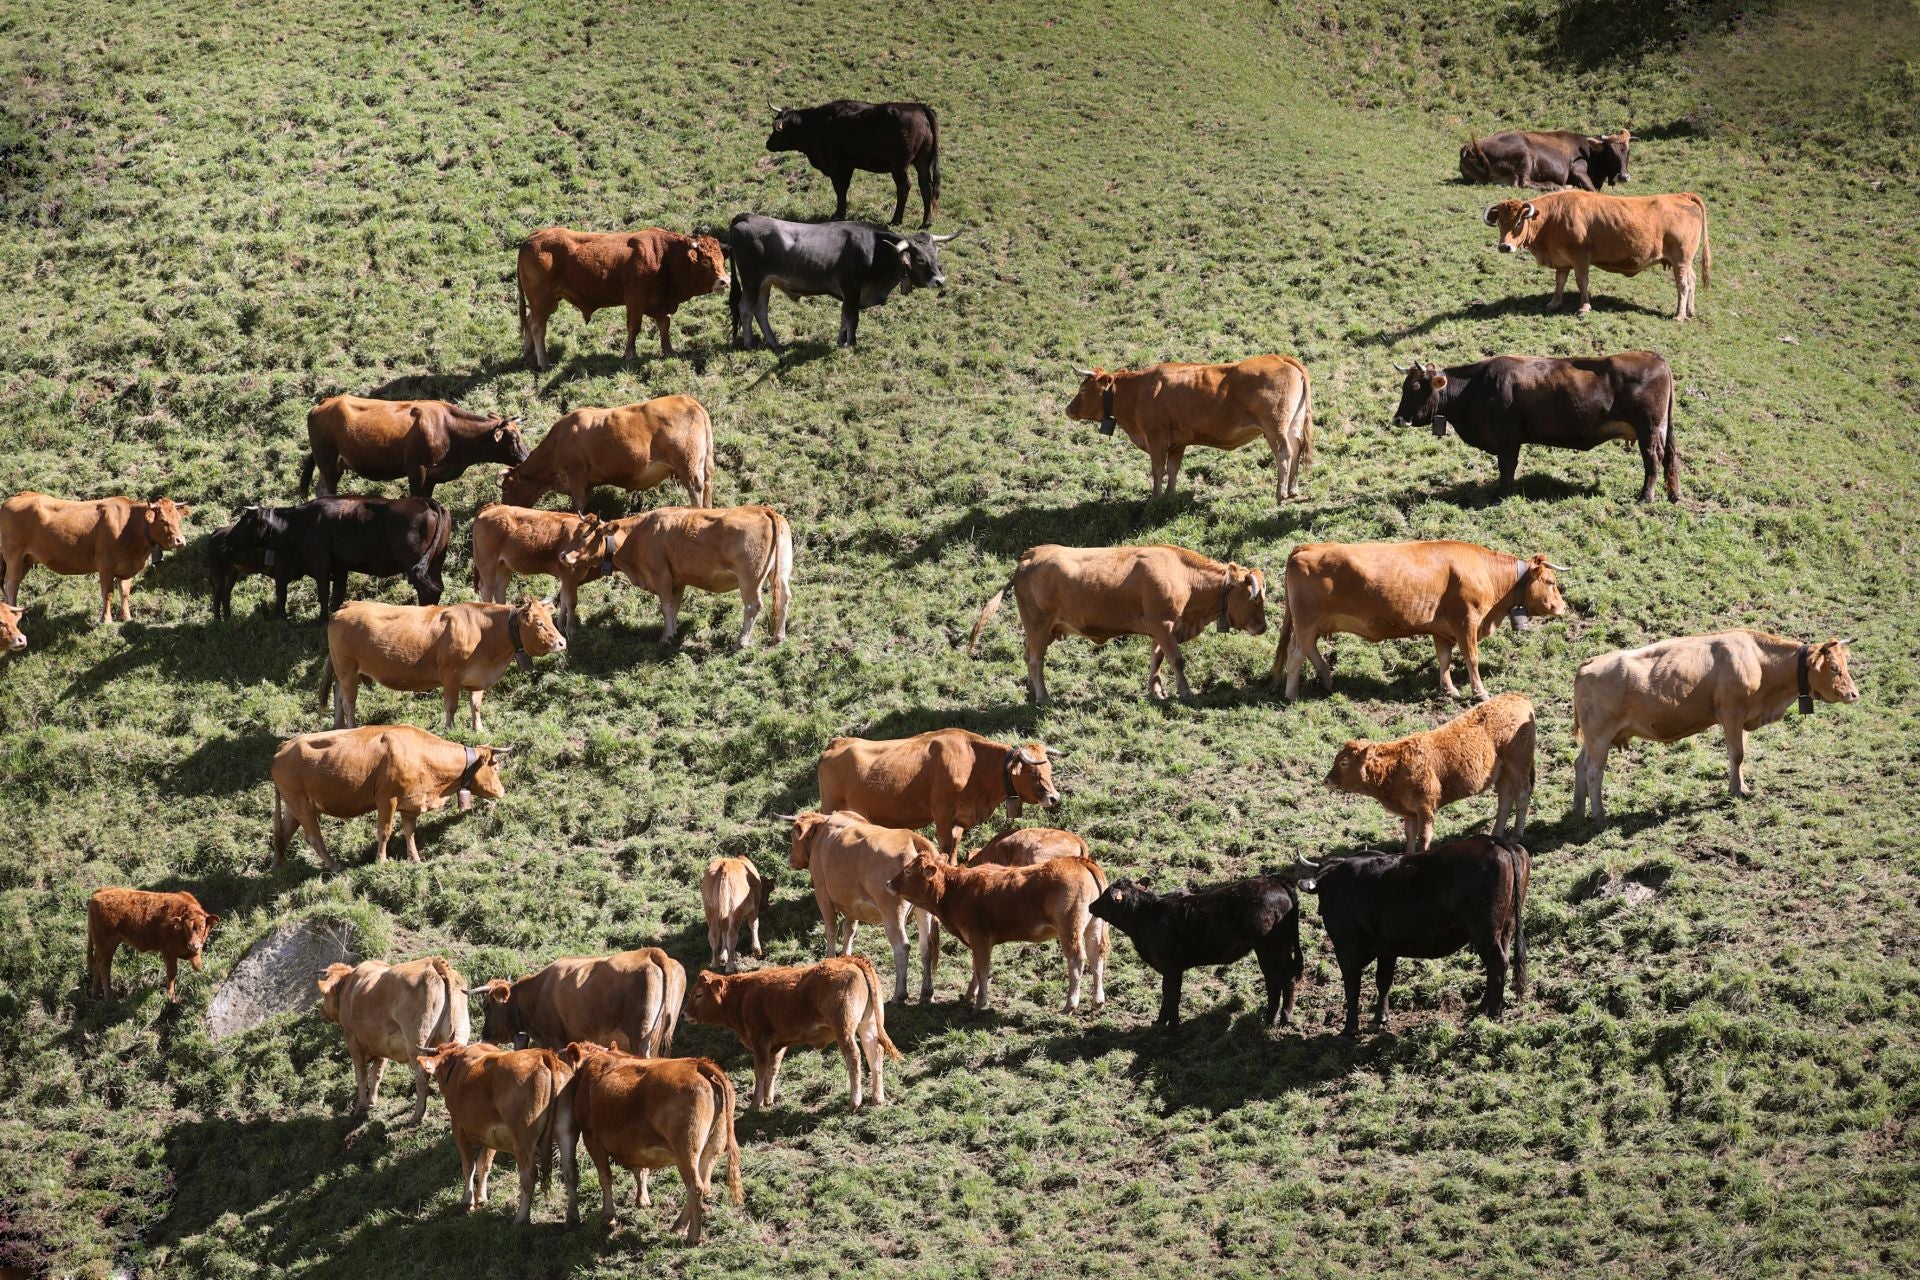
206, 918, 358, 1042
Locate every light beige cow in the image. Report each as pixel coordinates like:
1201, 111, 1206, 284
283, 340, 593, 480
784, 810, 940, 1003
316, 956, 472, 1124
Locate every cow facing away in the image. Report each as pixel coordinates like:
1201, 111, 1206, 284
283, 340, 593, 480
470, 506, 602, 639
969, 544, 1268, 704
966, 827, 1088, 868
1090, 876, 1303, 1028
686, 956, 902, 1111
701, 856, 771, 973
0, 601, 25, 653
476, 949, 685, 1059
320, 599, 566, 733
1065, 357, 1313, 504
1325, 693, 1536, 854
208, 496, 452, 622
785, 811, 940, 1003
817, 728, 1063, 858
1, 493, 190, 625
1459, 129, 1631, 191
1486, 190, 1711, 320
86, 888, 219, 1003
766, 99, 941, 227
1572, 631, 1858, 823
417, 1043, 574, 1224
301, 396, 527, 498
516, 226, 728, 370
316, 957, 471, 1124
501, 397, 714, 513
727, 213, 957, 351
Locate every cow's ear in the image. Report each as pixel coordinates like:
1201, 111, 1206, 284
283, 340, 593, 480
492, 427, 506, 442
1431, 374, 1448, 390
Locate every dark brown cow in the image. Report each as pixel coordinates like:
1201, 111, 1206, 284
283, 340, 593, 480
817, 728, 1063, 858
1, 493, 190, 624
1460, 129, 1631, 191
766, 100, 941, 227
516, 226, 728, 369
301, 396, 527, 499
86, 888, 220, 1002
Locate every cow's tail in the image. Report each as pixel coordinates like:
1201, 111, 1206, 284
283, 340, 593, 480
417, 500, 452, 586
701, 416, 717, 508
658, 958, 686, 1056
755, 509, 792, 635
317, 650, 337, 715
1502, 840, 1530, 998
727, 253, 742, 348
926, 104, 941, 214
694, 1058, 745, 1205
1693, 194, 1711, 292
967, 574, 1016, 656
1295, 367, 1314, 468
1662, 377, 1681, 500
271, 785, 289, 863
533, 1063, 567, 1201
515, 257, 529, 349
297, 449, 317, 501
1084, 858, 1110, 958
431, 956, 471, 1044
856, 956, 903, 1060
1275, 578, 1296, 671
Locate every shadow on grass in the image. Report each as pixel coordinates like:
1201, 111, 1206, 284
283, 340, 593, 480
1395, 471, 1605, 508
878, 496, 1193, 571
1370, 290, 1670, 345
366, 357, 529, 406
58, 616, 323, 703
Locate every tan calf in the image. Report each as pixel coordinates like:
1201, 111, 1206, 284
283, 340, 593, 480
785, 811, 939, 1003
818, 728, 1063, 858
966, 827, 1089, 868
470, 504, 601, 638
86, 888, 219, 1002
502, 397, 714, 512
686, 956, 902, 1110
476, 949, 684, 1058
1487, 189, 1712, 320
557, 505, 792, 648
418, 1043, 574, 1223
1, 493, 190, 624
320, 598, 565, 733
316, 956, 471, 1124
701, 857, 771, 973
1326, 693, 1537, 853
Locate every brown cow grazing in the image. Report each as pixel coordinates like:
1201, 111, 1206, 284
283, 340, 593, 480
320, 598, 566, 733
784, 811, 940, 1002
500, 397, 714, 513
1274, 541, 1568, 703
417, 1043, 574, 1224
316, 956, 471, 1124
0, 601, 24, 653
969, 544, 1268, 704
966, 827, 1088, 868
1325, 693, 1537, 854
476, 949, 684, 1058
686, 956, 901, 1110
300, 396, 527, 499
1573, 632, 1859, 823
86, 888, 219, 1002
1486, 190, 1711, 320
1, 493, 190, 624
701, 856, 772, 973
889, 853, 1109, 1012
558, 1042, 742, 1240
470, 505, 601, 638
1460, 129, 1631, 191
818, 728, 1063, 859
1064, 356, 1313, 504
555, 505, 792, 649
271, 726, 512, 869
516, 226, 728, 370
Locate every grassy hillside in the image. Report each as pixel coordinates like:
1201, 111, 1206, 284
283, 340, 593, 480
2, 0, 1916, 1275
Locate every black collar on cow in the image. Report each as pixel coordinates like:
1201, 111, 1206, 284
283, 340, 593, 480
1216, 580, 1234, 633
1508, 558, 1531, 632
1798, 644, 1815, 714
150, 545, 165, 567
601, 533, 617, 580
456, 745, 485, 793
507, 608, 532, 671
1001, 748, 1020, 802
1099, 384, 1117, 435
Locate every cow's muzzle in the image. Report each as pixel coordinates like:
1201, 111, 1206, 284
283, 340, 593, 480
1496, 243, 1514, 254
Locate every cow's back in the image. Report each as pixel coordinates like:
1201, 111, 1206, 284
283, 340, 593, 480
328, 601, 458, 682
1578, 630, 1756, 743
819, 734, 939, 824
2, 493, 124, 571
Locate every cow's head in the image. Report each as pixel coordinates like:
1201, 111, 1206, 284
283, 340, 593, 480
686, 972, 730, 1024
1324, 741, 1388, 795
1005, 743, 1062, 817
1089, 879, 1152, 930
462, 745, 513, 805
498, 463, 545, 509
891, 230, 957, 293
1808, 638, 1860, 705
557, 1040, 608, 1071
515, 598, 567, 656
1064, 368, 1117, 426
1585, 129, 1631, 186
1391, 363, 1449, 429
885, 851, 947, 909
1517, 556, 1568, 619
142, 497, 191, 550
472, 978, 518, 1042
766, 106, 807, 152
0, 602, 25, 653
670, 234, 729, 299
1485, 199, 1540, 254
1224, 565, 1268, 635
415, 1042, 477, 1084
171, 897, 219, 969
488, 419, 530, 466
783, 811, 831, 869
315, 962, 356, 1023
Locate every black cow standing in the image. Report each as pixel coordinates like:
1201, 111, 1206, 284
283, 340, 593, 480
1090, 876, 1304, 1028
766, 100, 941, 227
207, 497, 451, 622
727, 213, 958, 351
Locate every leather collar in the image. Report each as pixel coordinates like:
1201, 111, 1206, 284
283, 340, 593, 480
601, 533, 617, 580
1798, 645, 1814, 714
507, 608, 532, 671
456, 745, 485, 792
1216, 580, 1233, 633
1001, 748, 1020, 801
1099, 384, 1117, 435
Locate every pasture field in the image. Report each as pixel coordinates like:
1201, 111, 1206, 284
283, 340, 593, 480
3, 0, 1918, 1275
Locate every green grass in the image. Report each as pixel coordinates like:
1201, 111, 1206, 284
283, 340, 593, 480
3, 0, 1918, 1275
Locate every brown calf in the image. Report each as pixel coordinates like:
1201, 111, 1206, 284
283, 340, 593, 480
317, 956, 471, 1124
1325, 693, 1537, 853
701, 856, 771, 973
418, 1043, 574, 1224
817, 728, 1063, 859
0, 601, 24, 653
966, 827, 1089, 868
501, 397, 714, 513
686, 956, 902, 1110
86, 888, 219, 1002
470, 505, 601, 638
516, 226, 729, 369
556, 505, 792, 648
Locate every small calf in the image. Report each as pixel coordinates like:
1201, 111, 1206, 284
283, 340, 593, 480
1090, 876, 1303, 1027
417, 1042, 574, 1224
965, 827, 1088, 868
1325, 693, 1536, 853
685, 956, 902, 1111
701, 856, 772, 973
86, 887, 220, 1002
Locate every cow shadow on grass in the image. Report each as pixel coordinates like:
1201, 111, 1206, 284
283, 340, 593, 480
1397, 472, 1604, 508
366, 358, 528, 406
164, 730, 283, 798
59, 618, 321, 704
877, 497, 1164, 572
848, 701, 1049, 746
1370, 291, 1670, 345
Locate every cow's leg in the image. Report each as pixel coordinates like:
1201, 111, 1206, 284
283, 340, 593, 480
401, 811, 420, 863
1676, 261, 1695, 321
348, 1041, 370, 1112
1087, 918, 1107, 1010
1303, 631, 1335, 695
295, 805, 341, 871
1547, 268, 1568, 311
531, 304, 552, 371
749, 911, 764, 958
1157, 624, 1194, 700
915, 156, 937, 227
373, 797, 396, 863
838, 1025, 864, 1110
1433, 635, 1460, 698
1573, 264, 1592, 316
623, 307, 640, 361
1147, 449, 1165, 498
1165, 445, 1186, 493
1475, 933, 1509, 1020
1414, 812, 1434, 854
1492, 785, 1512, 838
591, 1144, 617, 1226
438, 685, 457, 732
830, 167, 852, 220
1636, 429, 1660, 502
636, 1166, 651, 1208
816, 891, 839, 958
96, 573, 114, 625
659, 584, 682, 643
467, 689, 484, 735
862, 1006, 887, 1106
708, 918, 723, 971
918, 909, 938, 1003
837, 298, 861, 347
1460, 632, 1490, 701
456, 1134, 479, 1210
748, 1049, 771, 1108
889, 167, 910, 224
1024, 632, 1050, 705
1496, 448, 1520, 498
1256, 939, 1297, 1027
970, 946, 992, 1010
1371, 955, 1397, 1031
408, 1056, 430, 1125
765, 1047, 788, 1105
839, 919, 857, 956
1338, 955, 1365, 1038
88, 933, 115, 997
364, 1056, 387, 1111
752, 284, 783, 354
164, 954, 179, 1002
1, 554, 23, 606
883, 911, 911, 1003
474, 1148, 497, 1206
118, 577, 132, 622
735, 580, 762, 650
1062, 932, 1084, 1013
677, 1154, 707, 1243
1724, 719, 1750, 798
515, 1146, 539, 1224
1513, 769, 1531, 837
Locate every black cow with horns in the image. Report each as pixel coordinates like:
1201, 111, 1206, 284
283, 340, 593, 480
766, 99, 942, 227
727, 213, 959, 352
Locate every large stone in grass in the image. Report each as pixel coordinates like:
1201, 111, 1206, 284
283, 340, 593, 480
206, 918, 357, 1042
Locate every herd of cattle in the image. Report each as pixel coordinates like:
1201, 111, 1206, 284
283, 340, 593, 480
10, 104, 1865, 1240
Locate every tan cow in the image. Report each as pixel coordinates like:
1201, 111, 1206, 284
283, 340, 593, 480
686, 956, 901, 1111
470, 505, 601, 638
785, 811, 939, 1002
417, 1043, 574, 1223
1064, 356, 1313, 504
1274, 540, 1567, 702
516, 226, 729, 369
1573, 631, 1859, 823
701, 856, 772, 973
320, 598, 566, 732
500, 397, 715, 513
0, 601, 24, 653
300, 396, 526, 499
818, 728, 1063, 859
86, 888, 219, 1002
1486, 189, 1711, 320
476, 949, 684, 1058
316, 956, 472, 1124
271, 726, 511, 869
966, 827, 1088, 868
888, 854, 1109, 1012
558, 1043, 742, 1240
1, 493, 190, 624
1325, 693, 1537, 853
969, 544, 1267, 703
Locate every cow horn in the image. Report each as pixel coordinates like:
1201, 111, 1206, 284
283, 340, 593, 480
1390, 361, 1408, 372
1483, 204, 1499, 226
1043, 747, 1066, 759
1072, 366, 1096, 377
1016, 746, 1043, 765
464, 984, 489, 995
772, 812, 800, 823
1545, 561, 1570, 572
490, 745, 515, 759
929, 230, 960, 243
1838, 637, 1856, 647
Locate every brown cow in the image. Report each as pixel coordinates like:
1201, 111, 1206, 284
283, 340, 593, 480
701, 856, 772, 973
271, 726, 512, 869
969, 544, 1268, 703
1, 493, 190, 624
320, 598, 566, 733
1325, 693, 1537, 853
1573, 631, 1859, 823
1274, 541, 1568, 702
785, 811, 940, 1002
516, 226, 729, 370
0, 601, 24, 653
476, 949, 684, 1058
417, 1042, 574, 1223
500, 397, 714, 513
300, 396, 527, 499
1486, 189, 1711, 320
1064, 356, 1313, 504
558, 1043, 743, 1240
1459, 129, 1631, 191
470, 505, 601, 638
888, 854, 1109, 1012
818, 728, 1062, 859
316, 956, 471, 1124
687, 956, 901, 1111
86, 888, 219, 1002
966, 827, 1088, 868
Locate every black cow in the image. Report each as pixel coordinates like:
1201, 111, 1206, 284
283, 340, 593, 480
1301, 834, 1530, 1038
766, 100, 941, 227
207, 497, 451, 622
727, 214, 958, 352
1391, 352, 1679, 502
1459, 129, 1631, 191
1090, 876, 1303, 1028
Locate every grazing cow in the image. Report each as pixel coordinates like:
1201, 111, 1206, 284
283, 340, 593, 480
559, 1042, 742, 1240
1572, 631, 1859, 822
1302, 835, 1530, 1037
766, 99, 941, 227
1459, 128, 1632, 191
1090, 876, 1303, 1027
0, 601, 25, 653
300, 396, 528, 498
316, 956, 471, 1124
727, 213, 957, 351
1325, 693, 1537, 854
701, 857, 772, 973
685, 956, 901, 1110
966, 827, 1088, 868
1390, 352, 1679, 502
85, 888, 219, 1002
471, 505, 601, 638
320, 598, 566, 732
206, 496, 451, 622
516, 226, 728, 370
784, 811, 939, 1002
1486, 190, 1711, 320
271, 726, 512, 869
817, 728, 1063, 858
417, 1043, 574, 1223
889, 853, 1109, 1012
1064, 357, 1314, 504
475, 949, 684, 1058
1, 493, 190, 624
969, 544, 1268, 704
555, 505, 792, 649
1274, 541, 1568, 702
501, 397, 714, 513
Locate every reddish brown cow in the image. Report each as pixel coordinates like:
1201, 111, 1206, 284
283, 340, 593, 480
0, 601, 25, 653
817, 728, 1063, 858
1325, 693, 1537, 853
86, 888, 220, 1002
966, 827, 1088, 868
417, 1043, 574, 1224
320, 599, 566, 732
1486, 189, 1711, 320
500, 397, 714, 513
1, 493, 190, 624
686, 956, 902, 1110
301, 396, 527, 499
470, 505, 601, 638
516, 226, 729, 369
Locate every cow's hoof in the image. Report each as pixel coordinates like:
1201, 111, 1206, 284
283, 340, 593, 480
1576, 305, 1592, 317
